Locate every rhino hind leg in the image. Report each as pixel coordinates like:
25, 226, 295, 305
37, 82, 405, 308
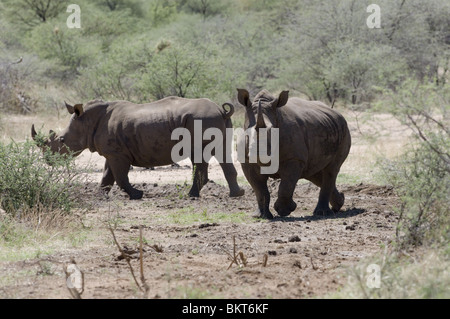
307, 171, 345, 215
219, 162, 245, 197
188, 162, 209, 198
311, 169, 341, 216
330, 190, 345, 212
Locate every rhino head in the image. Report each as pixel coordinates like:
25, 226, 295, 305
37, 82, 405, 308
31, 102, 87, 160
237, 89, 288, 173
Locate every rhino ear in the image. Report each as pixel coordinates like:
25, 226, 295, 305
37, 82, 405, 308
237, 88, 251, 108
74, 104, 84, 117
65, 101, 75, 114
275, 91, 289, 108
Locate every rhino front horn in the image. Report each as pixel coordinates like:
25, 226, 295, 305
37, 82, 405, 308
31, 124, 37, 140
256, 100, 265, 128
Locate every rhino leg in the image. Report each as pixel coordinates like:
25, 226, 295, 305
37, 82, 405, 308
100, 160, 115, 196
330, 191, 345, 212
107, 157, 143, 200
311, 169, 339, 216
219, 162, 245, 197
241, 163, 273, 219
188, 162, 209, 198
275, 161, 302, 217
308, 172, 345, 213
274, 180, 298, 217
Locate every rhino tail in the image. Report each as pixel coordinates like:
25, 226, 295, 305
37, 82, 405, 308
222, 102, 235, 120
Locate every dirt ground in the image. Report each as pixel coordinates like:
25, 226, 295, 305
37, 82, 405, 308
0, 166, 399, 299
0, 110, 404, 299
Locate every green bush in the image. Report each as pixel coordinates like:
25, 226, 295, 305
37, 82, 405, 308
136, 43, 220, 100
0, 139, 82, 216
379, 82, 450, 247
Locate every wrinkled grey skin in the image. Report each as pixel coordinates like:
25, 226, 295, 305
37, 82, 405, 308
237, 89, 351, 219
32, 97, 245, 200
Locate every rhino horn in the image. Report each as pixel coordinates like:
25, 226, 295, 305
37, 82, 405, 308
31, 124, 37, 140
256, 100, 265, 128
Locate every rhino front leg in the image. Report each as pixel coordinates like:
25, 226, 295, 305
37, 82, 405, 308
107, 157, 143, 200
241, 163, 272, 219
100, 160, 115, 196
275, 161, 302, 217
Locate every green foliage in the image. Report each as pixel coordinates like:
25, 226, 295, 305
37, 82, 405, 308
1, 0, 66, 29
334, 249, 450, 299
146, 0, 178, 26
1, 0, 449, 106
379, 82, 450, 247
0, 138, 82, 216
136, 43, 220, 100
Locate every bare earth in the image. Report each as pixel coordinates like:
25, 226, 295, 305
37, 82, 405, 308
0, 166, 398, 299
0, 110, 404, 299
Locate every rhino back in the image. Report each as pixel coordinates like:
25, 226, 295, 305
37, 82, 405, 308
94, 98, 226, 167
278, 98, 350, 176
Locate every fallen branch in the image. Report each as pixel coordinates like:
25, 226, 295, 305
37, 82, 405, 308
107, 225, 143, 292
221, 235, 247, 270
139, 226, 150, 298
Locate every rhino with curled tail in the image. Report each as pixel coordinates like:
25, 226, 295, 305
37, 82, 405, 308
32, 97, 245, 200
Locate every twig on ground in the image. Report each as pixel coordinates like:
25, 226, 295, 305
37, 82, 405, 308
107, 225, 143, 292
139, 226, 150, 298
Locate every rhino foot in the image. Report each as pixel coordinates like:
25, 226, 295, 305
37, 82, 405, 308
230, 187, 245, 197
313, 207, 335, 217
331, 192, 345, 212
129, 189, 143, 200
252, 209, 273, 220
274, 198, 297, 217
188, 190, 200, 198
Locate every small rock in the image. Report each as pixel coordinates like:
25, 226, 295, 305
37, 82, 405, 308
268, 250, 277, 256
288, 235, 301, 242
289, 248, 298, 254
274, 239, 286, 244
345, 225, 356, 231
